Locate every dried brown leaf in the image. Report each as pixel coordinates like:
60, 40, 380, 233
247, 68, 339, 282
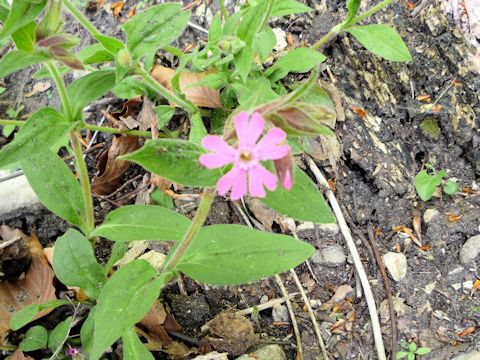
412, 213, 422, 243
151, 65, 222, 108
137, 97, 156, 132
139, 300, 172, 346
0, 230, 56, 342
7, 349, 34, 360
92, 135, 139, 195
351, 106, 367, 118
111, 1, 125, 17
24, 82, 51, 98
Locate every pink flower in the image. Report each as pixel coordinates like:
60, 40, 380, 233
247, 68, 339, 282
199, 112, 291, 200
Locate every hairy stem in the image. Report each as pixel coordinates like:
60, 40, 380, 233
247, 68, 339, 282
217, 0, 228, 19
46, 61, 73, 121
0, 119, 24, 126
161, 188, 215, 273
69, 131, 95, 236
83, 124, 153, 137
257, 0, 276, 33
138, 68, 198, 114
47, 61, 95, 236
352, 0, 395, 24
311, 24, 342, 50
61, 0, 102, 38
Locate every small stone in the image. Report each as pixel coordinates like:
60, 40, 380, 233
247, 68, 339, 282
383, 252, 407, 281
463, 280, 474, 290
193, 352, 228, 360
459, 235, 480, 265
317, 223, 340, 236
272, 303, 289, 322
310, 244, 346, 267
272, 28, 287, 51
0, 173, 42, 220
259, 295, 269, 304
331, 284, 354, 302
453, 351, 480, 360
423, 208, 440, 223
452, 283, 462, 290
235, 345, 286, 360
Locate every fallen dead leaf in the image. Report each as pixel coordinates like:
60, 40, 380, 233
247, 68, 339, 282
446, 213, 462, 222
92, 135, 139, 195
472, 279, 480, 292
24, 82, 51, 97
457, 326, 475, 337
351, 106, 367, 118
151, 65, 222, 108
412, 213, 422, 243
127, 4, 136, 18
393, 225, 422, 247
0, 227, 30, 282
137, 96, 156, 131
0, 229, 56, 342
139, 300, 172, 346
111, 1, 125, 17
7, 349, 34, 360
417, 94, 431, 102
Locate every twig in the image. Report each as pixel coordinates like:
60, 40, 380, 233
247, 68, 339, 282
48, 302, 79, 360
274, 274, 304, 359
0, 236, 21, 250
290, 268, 329, 360
307, 158, 386, 360
237, 293, 300, 316
367, 225, 397, 357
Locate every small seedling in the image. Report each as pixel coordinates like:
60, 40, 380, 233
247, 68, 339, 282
396, 341, 431, 359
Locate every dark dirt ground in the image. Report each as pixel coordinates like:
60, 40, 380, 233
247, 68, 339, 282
1, 0, 479, 359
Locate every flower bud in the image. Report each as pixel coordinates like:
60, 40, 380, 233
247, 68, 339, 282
274, 151, 293, 190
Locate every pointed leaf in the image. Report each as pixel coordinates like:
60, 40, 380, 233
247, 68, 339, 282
123, 3, 190, 59
0, 0, 47, 40
262, 166, 335, 223
346, 24, 412, 62
21, 153, 87, 231
271, 0, 312, 17
178, 225, 315, 285
121, 139, 222, 187
66, 70, 116, 120
10, 300, 68, 331
0, 108, 72, 168
91, 205, 191, 242
0, 50, 48, 78
89, 260, 163, 360
19, 326, 48, 351
47, 316, 72, 352
265, 48, 326, 82
52, 229, 106, 299
123, 328, 154, 360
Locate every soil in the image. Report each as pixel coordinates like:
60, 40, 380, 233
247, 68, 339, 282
1, 1, 479, 360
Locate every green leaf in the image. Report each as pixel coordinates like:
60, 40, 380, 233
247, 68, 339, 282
396, 352, 408, 359
271, 0, 312, 17
234, 47, 253, 83
124, 3, 190, 59
123, 328, 154, 360
237, 3, 265, 46
263, 166, 335, 223
21, 153, 87, 231
104, 242, 129, 275
47, 316, 72, 352
0, 50, 48, 78
67, 70, 116, 120
11, 21, 36, 52
253, 26, 276, 62
0, 0, 46, 40
233, 77, 279, 109
150, 188, 174, 209
19, 326, 48, 352
178, 224, 315, 285
94, 34, 124, 55
443, 180, 459, 195
80, 308, 95, 355
415, 347, 431, 355
113, 76, 152, 99
52, 229, 106, 299
420, 118, 440, 139
89, 260, 163, 360
121, 139, 222, 187
0, 108, 73, 169
345, 0, 360, 25
346, 24, 412, 62
78, 43, 115, 64
265, 48, 326, 82
10, 300, 69, 330
408, 342, 417, 352
414, 169, 447, 201
189, 112, 208, 145
407, 353, 415, 360
2, 124, 16, 137
208, 13, 222, 45
155, 105, 175, 128
91, 205, 191, 242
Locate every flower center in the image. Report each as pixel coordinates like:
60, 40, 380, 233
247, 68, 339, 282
240, 151, 252, 162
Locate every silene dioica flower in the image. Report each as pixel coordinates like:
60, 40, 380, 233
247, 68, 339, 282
200, 112, 292, 200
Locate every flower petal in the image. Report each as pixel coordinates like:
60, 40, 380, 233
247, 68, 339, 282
233, 112, 250, 146
256, 165, 278, 191
282, 168, 293, 190
258, 144, 290, 160
202, 135, 235, 155
248, 167, 266, 198
248, 112, 265, 146
199, 153, 234, 169
230, 169, 248, 200
256, 127, 287, 152
216, 167, 241, 196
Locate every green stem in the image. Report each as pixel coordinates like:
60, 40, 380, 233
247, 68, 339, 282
257, 0, 276, 33
0, 119, 24, 126
161, 188, 215, 273
311, 0, 396, 50
351, 0, 395, 24
84, 124, 152, 137
61, 0, 102, 37
217, 0, 228, 20
70, 131, 95, 235
46, 61, 73, 121
0, 345, 17, 351
137, 68, 198, 114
